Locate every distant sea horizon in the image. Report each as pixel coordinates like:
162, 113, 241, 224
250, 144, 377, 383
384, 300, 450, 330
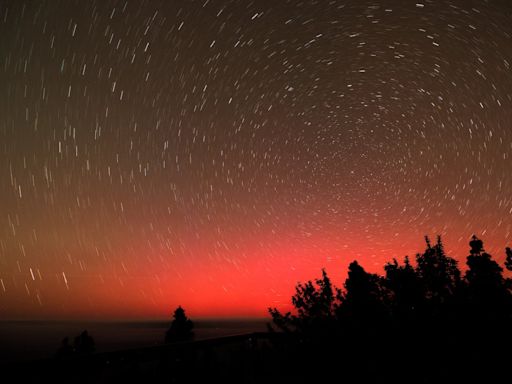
0, 318, 270, 363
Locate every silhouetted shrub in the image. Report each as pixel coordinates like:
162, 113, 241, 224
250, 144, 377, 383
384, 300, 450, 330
73, 330, 95, 355
55, 330, 95, 358
55, 336, 74, 358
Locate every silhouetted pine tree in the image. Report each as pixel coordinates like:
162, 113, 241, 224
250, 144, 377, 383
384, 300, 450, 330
415, 236, 461, 316
464, 236, 512, 321
337, 261, 388, 326
165, 306, 194, 343
384, 256, 424, 321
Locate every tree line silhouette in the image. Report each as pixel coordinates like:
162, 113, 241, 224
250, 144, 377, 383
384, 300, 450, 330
47, 235, 512, 383
269, 236, 512, 383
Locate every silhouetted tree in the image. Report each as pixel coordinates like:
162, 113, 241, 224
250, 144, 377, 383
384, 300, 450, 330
269, 269, 339, 334
415, 236, 461, 315
268, 235, 512, 384
74, 330, 95, 355
384, 256, 424, 320
464, 236, 512, 321
337, 261, 388, 326
165, 306, 194, 343
505, 247, 512, 272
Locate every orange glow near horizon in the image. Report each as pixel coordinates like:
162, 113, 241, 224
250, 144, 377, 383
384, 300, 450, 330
1, 1, 512, 323
2, 226, 510, 321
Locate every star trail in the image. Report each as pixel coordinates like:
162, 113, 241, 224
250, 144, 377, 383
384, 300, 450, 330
1, 0, 512, 319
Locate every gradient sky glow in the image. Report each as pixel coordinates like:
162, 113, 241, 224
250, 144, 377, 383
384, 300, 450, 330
1, 0, 512, 319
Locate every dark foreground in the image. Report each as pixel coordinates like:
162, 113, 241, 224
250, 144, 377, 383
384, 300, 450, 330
0, 319, 268, 363
4, 332, 291, 384
2, 327, 509, 384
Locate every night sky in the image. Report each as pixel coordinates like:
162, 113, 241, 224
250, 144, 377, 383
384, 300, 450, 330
1, 0, 512, 319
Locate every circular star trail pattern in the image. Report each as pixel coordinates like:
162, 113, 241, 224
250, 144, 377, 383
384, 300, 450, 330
1, 0, 512, 319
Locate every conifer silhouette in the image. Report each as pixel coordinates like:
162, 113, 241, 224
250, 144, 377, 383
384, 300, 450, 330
337, 261, 387, 326
465, 236, 512, 320
165, 306, 194, 343
384, 256, 423, 320
415, 236, 460, 308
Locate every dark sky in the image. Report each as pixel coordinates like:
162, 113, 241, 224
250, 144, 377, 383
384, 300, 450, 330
1, 0, 512, 319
